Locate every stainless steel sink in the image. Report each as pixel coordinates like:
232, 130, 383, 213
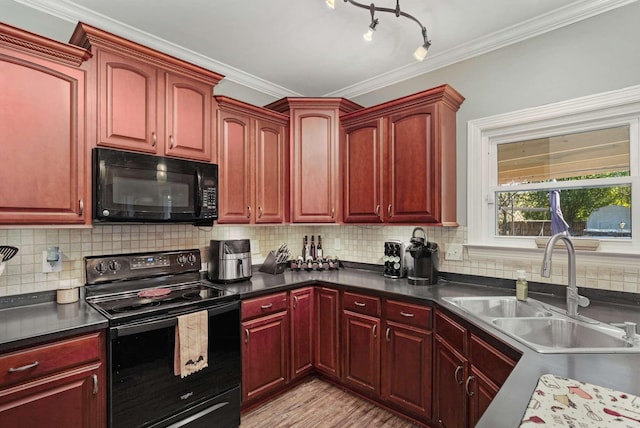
443, 296, 640, 353
492, 317, 635, 353
443, 296, 552, 318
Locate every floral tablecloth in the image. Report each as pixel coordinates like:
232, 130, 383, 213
520, 374, 640, 427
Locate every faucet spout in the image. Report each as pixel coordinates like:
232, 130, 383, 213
540, 232, 589, 318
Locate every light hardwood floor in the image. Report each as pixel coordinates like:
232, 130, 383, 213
241, 378, 419, 427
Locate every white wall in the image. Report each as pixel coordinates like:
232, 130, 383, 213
352, 1, 640, 226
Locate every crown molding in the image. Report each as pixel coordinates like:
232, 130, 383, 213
15, 0, 302, 98
16, 0, 637, 99
323, 0, 639, 98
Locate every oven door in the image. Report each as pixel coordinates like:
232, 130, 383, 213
108, 301, 240, 428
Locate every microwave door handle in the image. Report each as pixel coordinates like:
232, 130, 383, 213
194, 168, 203, 217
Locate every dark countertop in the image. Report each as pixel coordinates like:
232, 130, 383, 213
222, 268, 640, 428
0, 299, 108, 353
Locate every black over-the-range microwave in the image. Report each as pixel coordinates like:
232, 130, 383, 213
93, 148, 218, 226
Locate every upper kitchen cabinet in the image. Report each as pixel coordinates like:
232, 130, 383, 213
0, 23, 91, 225
266, 98, 362, 223
70, 23, 223, 162
215, 96, 289, 224
341, 85, 464, 225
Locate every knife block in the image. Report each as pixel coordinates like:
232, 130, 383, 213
259, 251, 287, 275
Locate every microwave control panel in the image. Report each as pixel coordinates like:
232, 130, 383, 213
202, 187, 217, 218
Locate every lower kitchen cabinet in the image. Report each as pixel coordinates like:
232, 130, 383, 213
241, 293, 289, 405
0, 331, 106, 428
314, 287, 341, 379
433, 309, 519, 428
342, 310, 381, 396
290, 287, 314, 380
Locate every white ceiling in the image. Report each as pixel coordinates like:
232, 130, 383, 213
8, 0, 637, 98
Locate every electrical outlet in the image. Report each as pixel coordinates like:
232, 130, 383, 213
445, 243, 463, 261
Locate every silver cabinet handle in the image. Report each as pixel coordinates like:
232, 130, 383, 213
152, 131, 157, 147
387, 204, 392, 217
372, 324, 377, 338
260, 303, 273, 310
385, 327, 391, 342
293, 295, 298, 309
375, 204, 380, 217
331, 207, 335, 218
454, 365, 464, 385
169, 135, 174, 149
247, 205, 252, 219
79, 199, 84, 216
8, 361, 39, 373
92, 374, 98, 395
258, 206, 263, 218
400, 311, 414, 318
244, 328, 249, 344
465, 376, 475, 396
354, 301, 366, 307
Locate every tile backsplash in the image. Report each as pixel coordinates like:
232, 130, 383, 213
0, 224, 638, 296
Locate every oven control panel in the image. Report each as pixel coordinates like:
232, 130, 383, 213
84, 249, 202, 284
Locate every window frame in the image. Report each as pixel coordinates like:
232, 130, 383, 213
467, 85, 640, 264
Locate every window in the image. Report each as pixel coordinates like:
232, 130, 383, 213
468, 85, 640, 257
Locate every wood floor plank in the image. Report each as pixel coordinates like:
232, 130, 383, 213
241, 378, 419, 427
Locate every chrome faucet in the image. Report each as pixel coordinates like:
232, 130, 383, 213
541, 232, 590, 318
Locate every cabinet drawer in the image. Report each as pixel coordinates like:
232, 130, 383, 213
343, 292, 380, 317
385, 300, 432, 330
435, 310, 467, 354
0, 332, 102, 388
242, 292, 288, 320
469, 335, 516, 387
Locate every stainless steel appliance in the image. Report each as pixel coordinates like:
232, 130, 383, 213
93, 148, 218, 226
84, 249, 240, 428
208, 240, 252, 283
405, 227, 439, 285
383, 240, 405, 278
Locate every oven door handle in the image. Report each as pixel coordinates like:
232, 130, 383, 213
112, 301, 239, 338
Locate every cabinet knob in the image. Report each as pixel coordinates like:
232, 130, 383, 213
152, 131, 157, 147
465, 376, 475, 396
387, 204, 392, 217
169, 135, 174, 149
454, 365, 464, 385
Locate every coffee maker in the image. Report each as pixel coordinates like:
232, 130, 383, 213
405, 227, 439, 285
208, 239, 252, 283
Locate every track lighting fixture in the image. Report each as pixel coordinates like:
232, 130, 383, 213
327, 0, 431, 61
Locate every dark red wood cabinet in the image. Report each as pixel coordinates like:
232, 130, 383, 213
290, 287, 314, 380
342, 310, 381, 396
0, 23, 90, 225
0, 332, 106, 428
340, 85, 464, 225
314, 287, 341, 379
216, 96, 288, 224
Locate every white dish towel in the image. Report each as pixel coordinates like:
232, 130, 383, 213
174, 310, 208, 378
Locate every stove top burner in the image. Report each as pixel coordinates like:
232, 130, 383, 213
111, 300, 162, 313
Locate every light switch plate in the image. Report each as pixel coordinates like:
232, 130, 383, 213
445, 243, 463, 261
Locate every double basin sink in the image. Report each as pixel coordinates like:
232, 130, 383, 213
443, 296, 640, 353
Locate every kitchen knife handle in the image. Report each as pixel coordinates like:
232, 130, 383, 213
465, 376, 475, 396
454, 365, 464, 385
8, 361, 39, 373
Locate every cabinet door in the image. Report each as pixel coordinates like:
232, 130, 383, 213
97, 49, 159, 154
467, 367, 499, 428
217, 109, 252, 223
290, 288, 314, 380
434, 338, 467, 428
342, 311, 380, 396
290, 109, 338, 222
381, 321, 432, 420
241, 311, 289, 403
165, 73, 212, 161
0, 364, 103, 428
342, 119, 383, 223
0, 51, 87, 224
386, 105, 440, 223
255, 118, 286, 223
315, 287, 340, 379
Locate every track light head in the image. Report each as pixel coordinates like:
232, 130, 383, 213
363, 18, 378, 41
